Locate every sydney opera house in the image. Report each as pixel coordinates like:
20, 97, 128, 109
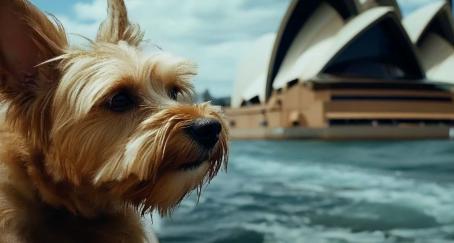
226, 0, 454, 139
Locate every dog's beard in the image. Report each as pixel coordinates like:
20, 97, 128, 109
88, 104, 229, 215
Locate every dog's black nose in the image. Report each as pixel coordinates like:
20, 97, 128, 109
185, 118, 222, 149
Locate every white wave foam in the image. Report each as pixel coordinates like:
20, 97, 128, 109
230, 158, 454, 226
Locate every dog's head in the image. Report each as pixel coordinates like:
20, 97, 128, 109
0, 0, 228, 215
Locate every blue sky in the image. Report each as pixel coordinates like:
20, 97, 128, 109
30, 0, 439, 97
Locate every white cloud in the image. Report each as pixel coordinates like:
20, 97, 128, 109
55, 0, 290, 97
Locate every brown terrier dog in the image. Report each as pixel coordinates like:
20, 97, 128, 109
0, 0, 228, 242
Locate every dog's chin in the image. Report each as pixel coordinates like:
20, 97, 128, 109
178, 153, 210, 171
178, 159, 206, 171
109, 139, 226, 215
120, 159, 212, 215
174, 140, 222, 172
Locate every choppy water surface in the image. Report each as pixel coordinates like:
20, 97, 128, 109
155, 141, 454, 243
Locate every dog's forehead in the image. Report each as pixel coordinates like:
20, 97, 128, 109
95, 42, 193, 86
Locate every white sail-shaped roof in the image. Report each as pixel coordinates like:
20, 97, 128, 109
321, 8, 424, 80
272, 2, 347, 89
404, 1, 454, 84
231, 34, 275, 107
232, 0, 454, 107
265, 0, 359, 99
403, 1, 453, 44
421, 34, 454, 83
358, 0, 401, 18
269, 1, 423, 92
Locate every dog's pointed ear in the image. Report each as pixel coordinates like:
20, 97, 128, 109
97, 0, 144, 46
0, 0, 68, 98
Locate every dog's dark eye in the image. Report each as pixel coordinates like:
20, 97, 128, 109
107, 90, 136, 112
168, 87, 180, 100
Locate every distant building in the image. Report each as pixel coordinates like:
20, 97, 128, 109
226, 0, 454, 139
198, 89, 231, 107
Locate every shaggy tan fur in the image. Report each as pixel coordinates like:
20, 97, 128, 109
0, 0, 228, 242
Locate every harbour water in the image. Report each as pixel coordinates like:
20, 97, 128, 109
155, 141, 454, 243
